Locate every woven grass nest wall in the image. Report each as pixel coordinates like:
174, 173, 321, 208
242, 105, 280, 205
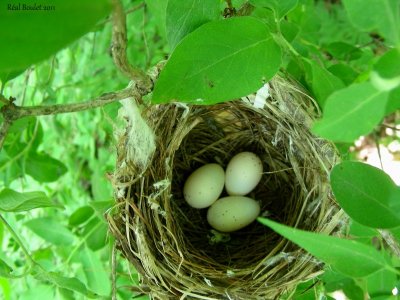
108, 76, 344, 300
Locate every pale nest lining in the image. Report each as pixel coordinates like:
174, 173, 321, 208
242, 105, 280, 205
108, 76, 344, 300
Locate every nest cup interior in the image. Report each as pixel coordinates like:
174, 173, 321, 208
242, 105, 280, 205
110, 77, 341, 298
172, 104, 298, 268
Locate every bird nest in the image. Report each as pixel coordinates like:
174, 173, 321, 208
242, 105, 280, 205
108, 76, 344, 299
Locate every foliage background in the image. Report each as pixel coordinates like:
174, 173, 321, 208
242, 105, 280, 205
0, 0, 399, 299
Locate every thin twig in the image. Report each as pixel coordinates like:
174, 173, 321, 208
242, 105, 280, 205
111, 0, 151, 90
0, 214, 37, 265
97, 2, 145, 27
112, 244, 117, 300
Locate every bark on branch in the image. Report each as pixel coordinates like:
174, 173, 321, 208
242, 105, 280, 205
0, 86, 141, 151
111, 0, 152, 91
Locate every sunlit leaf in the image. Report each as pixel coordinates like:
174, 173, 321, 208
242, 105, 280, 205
0, 188, 61, 212
342, 0, 400, 45
258, 217, 390, 277
25, 217, 75, 246
330, 161, 400, 229
166, 0, 220, 50
33, 268, 98, 298
312, 82, 389, 142
153, 17, 282, 104
80, 247, 110, 296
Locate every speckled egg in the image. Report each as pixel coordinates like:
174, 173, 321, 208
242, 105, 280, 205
207, 196, 260, 232
225, 152, 263, 196
183, 163, 225, 208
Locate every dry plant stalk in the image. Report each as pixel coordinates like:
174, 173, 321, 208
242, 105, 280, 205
108, 76, 344, 299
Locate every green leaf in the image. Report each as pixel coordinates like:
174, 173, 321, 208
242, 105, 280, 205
0, 69, 24, 85
0, 0, 111, 75
342, 0, 400, 45
0, 188, 61, 212
367, 268, 398, 298
330, 161, 400, 229
328, 63, 359, 86
250, 0, 298, 19
89, 200, 113, 217
303, 58, 345, 108
387, 85, 400, 114
0, 259, 14, 278
153, 17, 282, 104
349, 220, 378, 245
280, 20, 299, 42
25, 217, 75, 246
258, 217, 390, 277
26, 152, 67, 182
324, 42, 362, 61
371, 48, 400, 91
322, 270, 364, 300
34, 269, 97, 298
166, 0, 220, 50
69, 206, 94, 227
312, 82, 389, 143
82, 218, 108, 251
80, 247, 110, 296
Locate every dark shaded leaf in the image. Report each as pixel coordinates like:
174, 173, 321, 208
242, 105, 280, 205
26, 152, 67, 182
0, 0, 111, 75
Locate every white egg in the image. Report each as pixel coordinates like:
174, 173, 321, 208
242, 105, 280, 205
183, 163, 225, 208
207, 196, 260, 232
225, 152, 263, 196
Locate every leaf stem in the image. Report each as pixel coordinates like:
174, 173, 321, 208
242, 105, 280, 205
0, 214, 36, 266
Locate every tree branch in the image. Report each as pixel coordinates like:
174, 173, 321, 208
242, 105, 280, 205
0, 86, 142, 151
0, 119, 12, 150
2, 88, 138, 120
0, 94, 9, 105
111, 0, 152, 91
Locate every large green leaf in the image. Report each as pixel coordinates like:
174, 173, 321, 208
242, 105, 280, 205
26, 152, 67, 182
80, 247, 110, 296
258, 217, 390, 277
153, 17, 282, 104
342, 0, 400, 46
25, 217, 75, 246
312, 82, 389, 142
303, 58, 345, 108
166, 0, 220, 50
330, 161, 400, 229
0, 0, 111, 76
0, 188, 61, 212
